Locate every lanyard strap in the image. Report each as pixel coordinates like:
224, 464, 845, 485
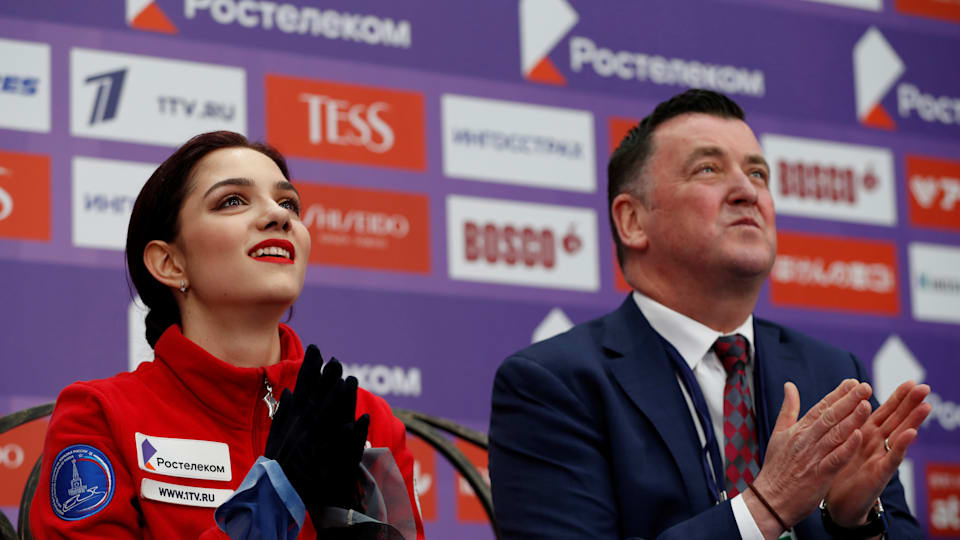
658, 337, 728, 505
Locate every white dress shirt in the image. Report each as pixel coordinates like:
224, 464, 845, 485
632, 291, 766, 540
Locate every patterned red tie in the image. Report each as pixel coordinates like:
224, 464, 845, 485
714, 334, 759, 497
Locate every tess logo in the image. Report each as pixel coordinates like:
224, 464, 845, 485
770, 232, 899, 316
265, 75, 425, 170
0, 150, 51, 241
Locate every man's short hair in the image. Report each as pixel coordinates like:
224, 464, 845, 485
608, 89, 746, 268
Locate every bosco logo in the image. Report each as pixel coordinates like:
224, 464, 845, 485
463, 221, 583, 270
447, 195, 599, 292
266, 75, 425, 170
777, 160, 878, 203
762, 134, 896, 226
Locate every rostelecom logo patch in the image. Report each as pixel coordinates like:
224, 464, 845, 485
853, 27, 904, 130
126, 0, 177, 34
519, 0, 578, 86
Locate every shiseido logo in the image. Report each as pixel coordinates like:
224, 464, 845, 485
302, 203, 409, 238
85, 69, 127, 125
300, 93, 394, 153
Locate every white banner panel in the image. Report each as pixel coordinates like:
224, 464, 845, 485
140, 478, 233, 508
909, 242, 960, 324
446, 194, 598, 291
70, 48, 246, 146
442, 94, 596, 192
762, 133, 896, 226
0, 38, 51, 133
135, 432, 232, 481
72, 156, 156, 250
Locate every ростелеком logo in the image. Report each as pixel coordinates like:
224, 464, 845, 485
854, 26, 960, 130
126, 0, 177, 34
140, 437, 158, 471
853, 27, 904, 130
519, 0, 579, 85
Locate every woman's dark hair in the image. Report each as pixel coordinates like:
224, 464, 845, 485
126, 131, 290, 348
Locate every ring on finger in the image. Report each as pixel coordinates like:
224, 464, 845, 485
883, 437, 891, 453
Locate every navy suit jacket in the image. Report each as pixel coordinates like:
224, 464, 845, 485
489, 297, 922, 539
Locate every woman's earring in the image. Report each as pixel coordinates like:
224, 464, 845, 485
179, 280, 187, 293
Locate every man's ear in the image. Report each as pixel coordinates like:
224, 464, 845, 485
143, 240, 186, 290
611, 192, 649, 252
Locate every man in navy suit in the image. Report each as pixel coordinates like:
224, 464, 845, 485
488, 89, 931, 539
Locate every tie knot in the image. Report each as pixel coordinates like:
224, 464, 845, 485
714, 334, 748, 375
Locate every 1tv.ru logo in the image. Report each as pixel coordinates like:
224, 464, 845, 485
85, 69, 127, 125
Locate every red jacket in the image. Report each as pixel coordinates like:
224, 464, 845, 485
31, 324, 425, 539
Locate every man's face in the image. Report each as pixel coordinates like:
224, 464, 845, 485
640, 113, 776, 284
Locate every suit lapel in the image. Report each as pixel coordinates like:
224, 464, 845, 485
602, 298, 713, 510
754, 321, 813, 457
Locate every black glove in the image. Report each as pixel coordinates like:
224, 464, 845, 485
264, 345, 370, 518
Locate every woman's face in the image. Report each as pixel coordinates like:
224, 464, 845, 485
173, 147, 310, 310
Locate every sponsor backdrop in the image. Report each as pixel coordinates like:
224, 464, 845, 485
1, 0, 959, 537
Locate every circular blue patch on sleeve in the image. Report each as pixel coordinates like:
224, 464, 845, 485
50, 444, 115, 520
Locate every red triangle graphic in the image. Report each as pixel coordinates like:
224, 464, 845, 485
527, 57, 566, 86
145, 462, 156, 471
862, 104, 895, 130
131, 3, 178, 34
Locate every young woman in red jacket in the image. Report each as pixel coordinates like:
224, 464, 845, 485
31, 131, 425, 540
